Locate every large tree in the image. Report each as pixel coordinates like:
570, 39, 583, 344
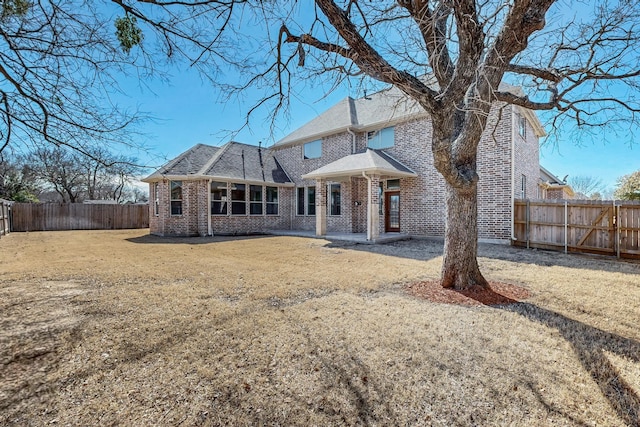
614, 170, 640, 200
3, 1, 640, 289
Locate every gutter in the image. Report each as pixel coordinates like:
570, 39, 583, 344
347, 127, 356, 154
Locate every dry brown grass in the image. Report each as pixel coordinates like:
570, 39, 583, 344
1, 229, 639, 426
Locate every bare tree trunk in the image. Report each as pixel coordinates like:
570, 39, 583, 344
441, 180, 489, 290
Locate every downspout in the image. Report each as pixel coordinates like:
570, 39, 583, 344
207, 179, 212, 236
347, 128, 356, 154
362, 171, 372, 241
511, 106, 517, 241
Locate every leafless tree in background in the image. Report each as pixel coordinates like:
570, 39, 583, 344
3, 1, 640, 288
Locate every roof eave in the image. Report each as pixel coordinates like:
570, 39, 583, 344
140, 174, 294, 187
302, 167, 417, 181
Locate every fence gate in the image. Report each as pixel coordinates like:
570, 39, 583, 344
513, 199, 640, 259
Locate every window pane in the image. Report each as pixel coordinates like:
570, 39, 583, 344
170, 181, 182, 200
231, 183, 246, 215
297, 187, 305, 215
231, 183, 245, 201
303, 139, 322, 159
211, 201, 227, 215
232, 202, 246, 215
153, 182, 159, 215
266, 203, 278, 215
171, 201, 182, 215
266, 187, 278, 216
367, 126, 394, 149
378, 182, 383, 215
330, 184, 341, 216
211, 181, 227, 200
266, 187, 278, 203
387, 179, 400, 189
250, 185, 262, 202
250, 202, 262, 215
307, 187, 316, 216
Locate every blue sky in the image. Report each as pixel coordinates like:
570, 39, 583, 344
125, 67, 638, 192
115, 1, 639, 193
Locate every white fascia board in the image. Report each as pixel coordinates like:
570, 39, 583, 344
140, 174, 294, 187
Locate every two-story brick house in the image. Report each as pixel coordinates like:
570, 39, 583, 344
143, 86, 545, 242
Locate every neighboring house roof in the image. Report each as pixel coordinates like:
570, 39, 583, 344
301, 148, 417, 181
142, 142, 293, 185
539, 166, 575, 196
275, 83, 546, 147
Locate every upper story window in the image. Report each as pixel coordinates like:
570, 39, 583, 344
368, 126, 395, 149
170, 181, 183, 216
303, 139, 322, 159
518, 115, 527, 138
211, 181, 228, 215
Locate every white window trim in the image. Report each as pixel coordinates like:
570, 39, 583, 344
210, 181, 229, 216
303, 139, 322, 160
170, 180, 183, 216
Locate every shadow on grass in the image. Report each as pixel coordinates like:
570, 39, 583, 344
491, 302, 640, 426
126, 233, 274, 245
339, 238, 640, 274
455, 287, 640, 425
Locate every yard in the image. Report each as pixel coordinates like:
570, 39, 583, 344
1, 230, 639, 426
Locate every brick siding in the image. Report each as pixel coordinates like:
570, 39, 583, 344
149, 104, 540, 241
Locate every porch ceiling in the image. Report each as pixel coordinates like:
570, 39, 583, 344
301, 149, 417, 181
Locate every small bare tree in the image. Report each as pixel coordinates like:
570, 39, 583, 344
568, 175, 607, 199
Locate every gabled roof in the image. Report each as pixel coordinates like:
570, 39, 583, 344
275, 82, 546, 147
276, 86, 424, 147
142, 142, 292, 185
301, 148, 417, 180
539, 166, 575, 196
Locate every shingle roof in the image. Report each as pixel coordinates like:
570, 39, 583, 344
275, 82, 546, 146
154, 144, 220, 176
143, 142, 292, 184
301, 148, 417, 180
275, 86, 424, 147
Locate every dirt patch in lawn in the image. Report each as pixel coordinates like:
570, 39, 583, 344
1, 230, 640, 426
406, 280, 531, 306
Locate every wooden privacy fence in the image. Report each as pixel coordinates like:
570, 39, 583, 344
514, 199, 640, 259
0, 199, 11, 237
11, 203, 149, 232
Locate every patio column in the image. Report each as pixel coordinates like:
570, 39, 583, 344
315, 178, 327, 236
368, 174, 380, 241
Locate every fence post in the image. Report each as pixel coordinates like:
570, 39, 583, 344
564, 200, 568, 254
525, 200, 530, 249
615, 202, 621, 259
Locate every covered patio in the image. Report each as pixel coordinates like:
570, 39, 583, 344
301, 148, 417, 241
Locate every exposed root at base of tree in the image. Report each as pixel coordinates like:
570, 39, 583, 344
405, 280, 530, 306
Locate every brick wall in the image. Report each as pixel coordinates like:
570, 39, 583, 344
272, 133, 356, 233
151, 105, 541, 241
149, 180, 293, 236
272, 104, 540, 241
